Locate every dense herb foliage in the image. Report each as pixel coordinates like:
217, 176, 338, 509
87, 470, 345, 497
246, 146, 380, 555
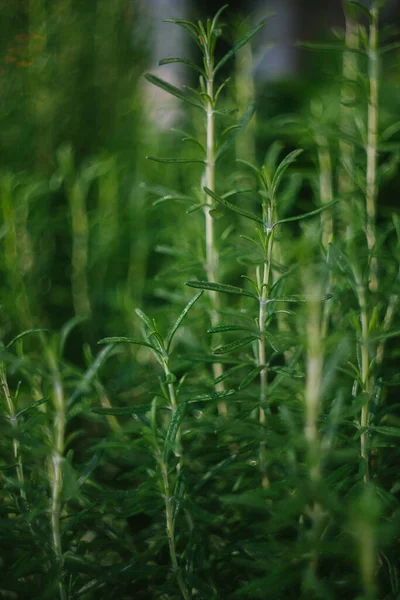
0, 2, 399, 598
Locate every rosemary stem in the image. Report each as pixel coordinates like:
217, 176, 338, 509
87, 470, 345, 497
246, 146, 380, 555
366, 3, 379, 292
47, 351, 67, 600
204, 56, 226, 415
0, 362, 26, 502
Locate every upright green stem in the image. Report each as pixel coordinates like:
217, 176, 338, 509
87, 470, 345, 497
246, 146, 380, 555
204, 51, 226, 415
159, 360, 188, 598
356, 277, 371, 483
339, 2, 359, 200
304, 289, 323, 483
366, 3, 379, 292
315, 134, 334, 339
303, 286, 325, 581
316, 136, 333, 249
47, 350, 67, 600
0, 363, 26, 502
158, 455, 190, 600
257, 218, 275, 487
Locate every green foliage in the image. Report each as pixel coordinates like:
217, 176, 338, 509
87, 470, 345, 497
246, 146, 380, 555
0, 2, 399, 599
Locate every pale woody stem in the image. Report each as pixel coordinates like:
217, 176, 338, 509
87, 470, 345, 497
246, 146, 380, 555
49, 358, 67, 600
316, 137, 333, 249
305, 293, 323, 483
366, 4, 379, 292
258, 231, 274, 488
339, 3, 359, 197
204, 64, 226, 415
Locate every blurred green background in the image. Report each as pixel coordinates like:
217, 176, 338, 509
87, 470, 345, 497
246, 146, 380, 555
1, 0, 400, 353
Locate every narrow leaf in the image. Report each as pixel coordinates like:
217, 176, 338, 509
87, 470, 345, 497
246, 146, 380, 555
239, 365, 265, 390
348, 1, 373, 21
164, 403, 187, 461
216, 103, 256, 161
204, 186, 263, 224
186, 280, 257, 299
211, 4, 229, 35
59, 317, 87, 357
214, 22, 266, 74
68, 345, 115, 408
212, 363, 249, 385
193, 453, 237, 492
144, 73, 203, 109
98, 337, 159, 353
159, 57, 206, 77
147, 156, 205, 164
92, 404, 151, 416
15, 397, 48, 418
270, 366, 304, 378
267, 294, 331, 304
273, 200, 338, 228
6, 328, 48, 350
207, 324, 252, 334
263, 331, 281, 353
164, 19, 202, 51
370, 426, 400, 437
213, 336, 258, 355
271, 149, 303, 195
188, 389, 235, 403
166, 291, 204, 351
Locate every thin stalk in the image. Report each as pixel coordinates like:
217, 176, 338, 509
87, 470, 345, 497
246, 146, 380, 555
158, 360, 188, 597
304, 288, 323, 482
165, 366, 183, 471
357, 277, 371, 483
365, 3, 380, 292
303, 283, 327, 586
0, 362, 26, 502
339, 1, 359, 200
158, 455, 190, 600
47, 349, 67, 600
315, 135, 334, 339
257, 222, 275, 488
316, 136, 334, 249
204, 50, 226, 415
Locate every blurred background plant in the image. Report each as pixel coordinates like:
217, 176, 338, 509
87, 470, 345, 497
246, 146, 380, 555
0, 1, 399, 598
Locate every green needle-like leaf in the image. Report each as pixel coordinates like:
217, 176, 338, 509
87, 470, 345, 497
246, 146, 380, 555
214, 22, 266, 75
166, 290, 204, 352
98, 337, 160, 353
273, 200, 338, 228
147, 157, 205, 164
186, 280, 257, 298
204, 187, 263, 224
213, 336, 258, 355
6, 328, 48, 350
238, 365, 266, 390
164, 402, 187, 461
159, 57, 206, 77
144, 73, 203, 109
